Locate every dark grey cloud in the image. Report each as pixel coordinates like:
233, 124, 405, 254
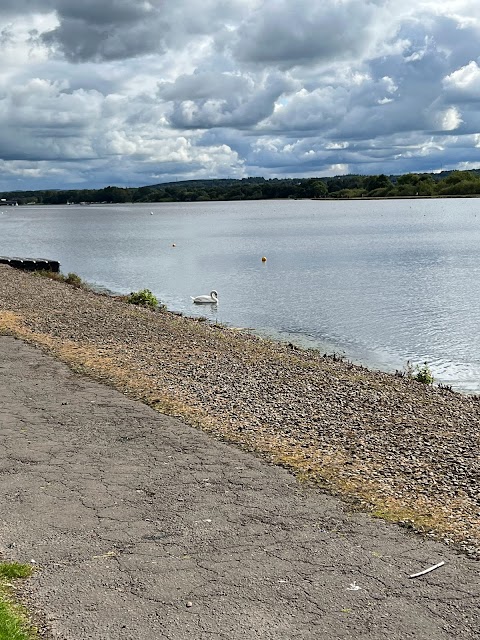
42, 19, 164, 62
158, 72, 254, 102
0, 26, 15, 46
38, 0, 251, 63
0, 0, 55, 14
233, 0, 380, 67
41, 0, 165, 62
164, 73, 297, 128
55, 0, 151, 25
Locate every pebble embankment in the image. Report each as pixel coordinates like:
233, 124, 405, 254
0, 265, 478, 557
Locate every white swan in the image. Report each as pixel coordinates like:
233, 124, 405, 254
191, 290, 218, 304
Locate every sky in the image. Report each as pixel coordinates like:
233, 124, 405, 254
2, 0, 480, 191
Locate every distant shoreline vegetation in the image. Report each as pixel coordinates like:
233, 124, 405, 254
3, 170, 480, 205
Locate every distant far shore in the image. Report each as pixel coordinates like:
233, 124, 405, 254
2, 169, 480, 204
315, 193, 480, 200
7, 192, 480, 205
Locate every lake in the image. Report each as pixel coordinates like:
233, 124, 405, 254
1, 198, 479, 393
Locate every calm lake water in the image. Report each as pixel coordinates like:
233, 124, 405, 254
1, 199, 479, 392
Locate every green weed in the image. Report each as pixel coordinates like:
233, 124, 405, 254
34, 270, 83, 288
64, 272, 83, 287
402, 360, 435, 385
0, 564, 32, 580
126, 289, 159, 309
0, 563, 36, 640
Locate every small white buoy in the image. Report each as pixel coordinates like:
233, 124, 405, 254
261, 256, 267, 262
172, 243, 176, 247
150, 211, 154, 215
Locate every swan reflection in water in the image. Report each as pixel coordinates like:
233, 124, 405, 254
191, 290, 218, 304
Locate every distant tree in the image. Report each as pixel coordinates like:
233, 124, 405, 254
365, 174, 392, 193
247, 188, 263, 199
395, 183, 417, 197
439, 178, 480, 196
326, 177, 346, 193
394, 174, 435, 196
416, 176, 435, 196
98, 186, 131, 202
133, 186, 155, 202
442, 171, 475, 185
305, 179, 328, 198
333, 188, 365, 198
397, 173, 421, 186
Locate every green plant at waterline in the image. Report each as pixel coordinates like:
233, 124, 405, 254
402, 360, 434, 385
126, 288, 160, 309
34, 270, 83, 288
414, 362, 435, 385
0, 562, 37, 640
64, 272, 83, 287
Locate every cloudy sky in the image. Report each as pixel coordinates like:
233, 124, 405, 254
2, 0, 480, 190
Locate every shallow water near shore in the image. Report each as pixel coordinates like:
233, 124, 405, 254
1, 198, 479, 392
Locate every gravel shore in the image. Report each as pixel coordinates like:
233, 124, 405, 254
0, 265, 479, 557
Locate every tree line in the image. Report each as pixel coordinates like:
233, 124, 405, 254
3, 170, 480, 205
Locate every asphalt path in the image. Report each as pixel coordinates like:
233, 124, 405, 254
0, 336, 478, 639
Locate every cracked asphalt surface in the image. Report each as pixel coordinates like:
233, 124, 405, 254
0, 335, 479, 639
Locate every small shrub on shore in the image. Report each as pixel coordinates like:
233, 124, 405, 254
34, 270, 83, 288
126, 288, 159, 309
401, 360, 434, 385
64, 272, 83, 287
414, 362, 434, 385
33, 270, 63, 282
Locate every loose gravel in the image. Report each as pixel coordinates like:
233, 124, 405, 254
0, 265, 478, 557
